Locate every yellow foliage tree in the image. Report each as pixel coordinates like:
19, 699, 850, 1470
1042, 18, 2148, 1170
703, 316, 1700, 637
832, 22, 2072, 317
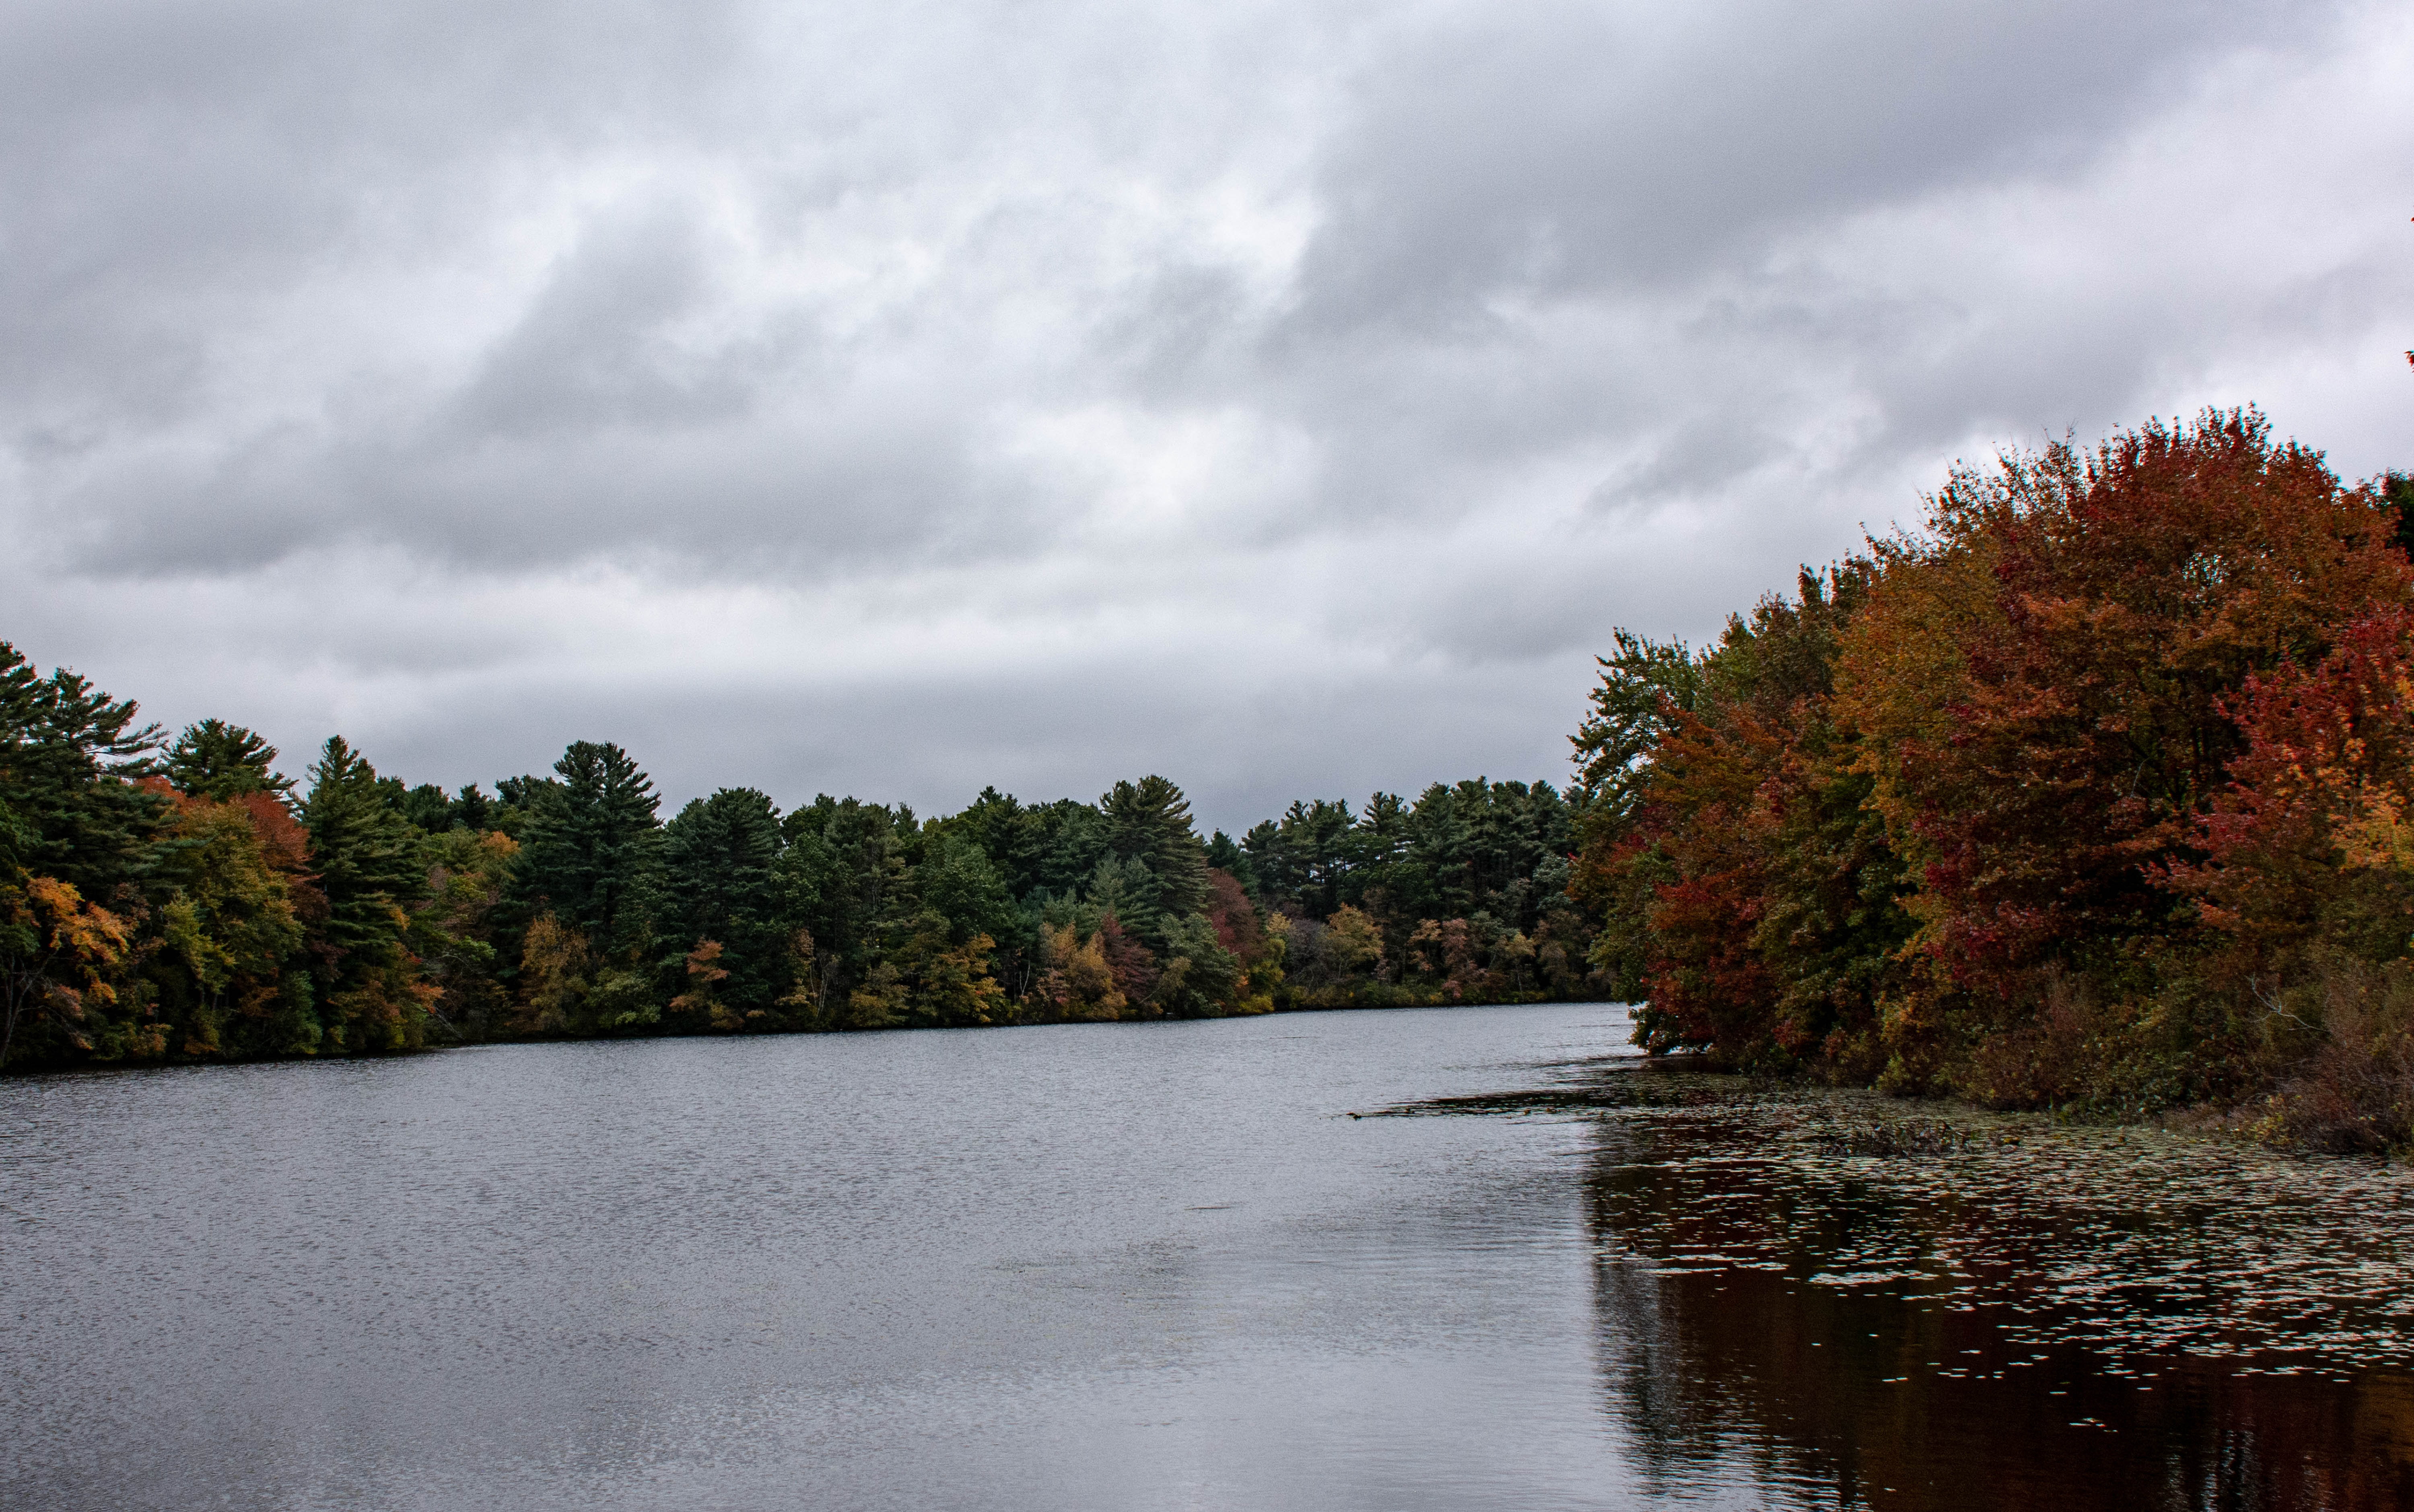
1324, 904, 1384, 977
1038, 921, 1126, 1021
515, 912, 590, 1035
1, 874, 132, 1068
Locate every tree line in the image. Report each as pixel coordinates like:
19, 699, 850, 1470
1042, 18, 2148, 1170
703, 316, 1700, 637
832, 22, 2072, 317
16, 403, 2408, 1152
1572, 410, 2414, 1152
0, 678, 1606, 1069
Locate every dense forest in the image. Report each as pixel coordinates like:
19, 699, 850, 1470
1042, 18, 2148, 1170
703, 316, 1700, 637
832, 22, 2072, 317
9, 406, 2412, 1157
0, 665, 1604, 1071
1575, 410, 2414, 1152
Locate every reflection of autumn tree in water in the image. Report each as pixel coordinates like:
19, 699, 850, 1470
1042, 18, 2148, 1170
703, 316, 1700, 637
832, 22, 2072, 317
1596, 1252, 2414, 1510
1575, 1074, 2414, 1511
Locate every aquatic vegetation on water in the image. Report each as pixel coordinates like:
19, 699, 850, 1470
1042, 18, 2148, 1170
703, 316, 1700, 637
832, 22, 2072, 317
1388, 1056, 2414, 1508
1401, 1058, 2414, 1370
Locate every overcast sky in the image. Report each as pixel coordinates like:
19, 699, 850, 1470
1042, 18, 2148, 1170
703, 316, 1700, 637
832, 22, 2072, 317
2, 0, 2408, 834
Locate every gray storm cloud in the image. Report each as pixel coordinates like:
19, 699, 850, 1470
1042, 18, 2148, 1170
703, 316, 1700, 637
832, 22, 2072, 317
2, 0, 2407, 832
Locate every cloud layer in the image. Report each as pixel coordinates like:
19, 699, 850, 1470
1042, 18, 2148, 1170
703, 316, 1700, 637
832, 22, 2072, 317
4, 0, 2408, 831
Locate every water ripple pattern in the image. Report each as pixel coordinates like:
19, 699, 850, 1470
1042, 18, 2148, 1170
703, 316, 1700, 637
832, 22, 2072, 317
7, 1008, 2412, 1511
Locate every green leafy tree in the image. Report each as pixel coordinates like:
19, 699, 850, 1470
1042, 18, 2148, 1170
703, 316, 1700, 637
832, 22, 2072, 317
409, 827, 520, 1042
1203, 829, 1256, 896
148, 795, 308, 1057
936, 787, 1046, 897
1240, 818, 1296, 908
1028, 797, 1110, 898
488, 775, 558, 840
2382, 470, 2413, 559
447, 783, 493, 832
1147, 911, 1242, 1018
399, 784, 455, 833
1275, 799, 1354, 917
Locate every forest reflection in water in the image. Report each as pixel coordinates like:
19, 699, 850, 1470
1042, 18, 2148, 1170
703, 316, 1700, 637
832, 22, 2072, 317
1394, 1059, 2414, 1511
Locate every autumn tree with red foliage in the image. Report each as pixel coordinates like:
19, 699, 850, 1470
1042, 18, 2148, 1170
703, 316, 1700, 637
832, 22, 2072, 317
2174, 605, 2414, 955
1577, 410, 2414, 1131
1843, 413, 2406, 1001
1577, 564, 1909, 1071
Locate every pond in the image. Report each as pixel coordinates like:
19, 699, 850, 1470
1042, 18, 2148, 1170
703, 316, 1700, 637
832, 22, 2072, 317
2, 1003, 2408, 1509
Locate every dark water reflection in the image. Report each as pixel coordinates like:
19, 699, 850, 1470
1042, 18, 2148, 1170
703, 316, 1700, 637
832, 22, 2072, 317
1462, 1060, 2414, 1510
4, 1005, 2410, 1510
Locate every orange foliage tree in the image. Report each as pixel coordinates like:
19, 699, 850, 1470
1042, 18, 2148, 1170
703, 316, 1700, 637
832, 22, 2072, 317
1840, 413, 2407, 1000
1578, 410, 2414, 1111
2172, 605, 2414, 954
1, 874, 132, 1068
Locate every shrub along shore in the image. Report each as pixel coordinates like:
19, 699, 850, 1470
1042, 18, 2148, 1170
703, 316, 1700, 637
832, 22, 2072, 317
7, 407, 2409, 1159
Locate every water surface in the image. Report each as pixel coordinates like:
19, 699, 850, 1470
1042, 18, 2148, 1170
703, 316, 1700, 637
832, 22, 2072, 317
3, 1005, 2408, 1509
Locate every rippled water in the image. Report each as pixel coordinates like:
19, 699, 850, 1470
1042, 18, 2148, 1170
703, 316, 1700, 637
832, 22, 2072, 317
3, 1005, 2410, 1510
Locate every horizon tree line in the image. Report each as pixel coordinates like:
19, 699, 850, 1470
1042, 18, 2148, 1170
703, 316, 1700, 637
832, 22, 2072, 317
16, 405, 2408, 1160
1, 674, 1606, 1069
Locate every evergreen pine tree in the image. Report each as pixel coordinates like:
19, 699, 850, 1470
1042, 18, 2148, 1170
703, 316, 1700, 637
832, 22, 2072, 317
165, 719, 295, 800
399, 783, 454, 832
660, 787, 785, 1016
515, 741, 662, 955
301, 736, 426, 974
301, 735, 430, 1049
1099, 776, 1209, 919
0, 642, 170, 903
915, 831, 1015, 946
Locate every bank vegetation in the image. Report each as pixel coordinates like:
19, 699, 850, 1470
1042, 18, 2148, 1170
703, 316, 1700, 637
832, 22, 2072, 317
1574, 410, 2414, 1155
